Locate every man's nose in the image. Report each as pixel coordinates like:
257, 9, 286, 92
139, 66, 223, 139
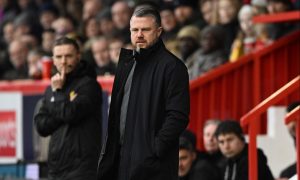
137, 30, 144, 37
61, 57, 67, 64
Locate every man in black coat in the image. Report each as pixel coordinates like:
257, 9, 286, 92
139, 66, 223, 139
34, 37, 103, 180
215, 120, 274, 180
97, 5, 190, 180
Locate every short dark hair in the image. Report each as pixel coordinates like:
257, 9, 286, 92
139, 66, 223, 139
215, 120, 245, 142
53, 36, 80, 52
132, 5, 161, 27
179, 137, 195, 152
181, 130, 196, 149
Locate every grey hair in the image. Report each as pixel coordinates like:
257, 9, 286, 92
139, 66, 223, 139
204, 119, 221, 130
132, 5, 161, 27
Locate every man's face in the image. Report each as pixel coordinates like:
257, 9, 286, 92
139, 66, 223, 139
174, 6, 193, 24
130, 16, 162, 51
178, 149, 196, 177
9, 41, 28, 69
42, 32, 55, 52
203, 124, 219, 153
91, 39, 110, 67
217, 133, 245, 158
112, 2, 131, 29
178, 37, 198, 59
160, 9, 177, 32
218, 0, 237, 24
53, 44, 80, 74
239, 12, 254, 36
201, 32, 216, 54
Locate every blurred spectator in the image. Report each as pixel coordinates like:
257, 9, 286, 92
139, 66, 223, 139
199, 0, 218, 26
91, 36, 116, 76
186, 25, 227, 80
279, 101, 300, 179
3, 21, 15, 45
41, 28, 56, 56
111, 1, 132, 44
0, 0, 7, 21
251, 0, 268, 15
51, 15, 76, 38
82, 0, 102, 21
177, 25, 201, 61
230, 5, 271, 62
1, 39, 29, 80
96, 7, 115, 38
267, 0, 296, 40
173, 0, 204, 28
17, 0, 38, 13
13, 11, 42, 40
27, 48, 44, 79
39, 2, 59, 30
20, 33, 39, 50
0, 20, 14, 78
179, 130, 221, 180
267, 0, 293, 14
0, 20, 14, 51
83, 17, 100, 40
160, 3, 180, 42
108, 37, 124, 66
203, 119, 226, 171
215, 120, 274, 180
66, 0, 83, 23
218, 0, 241, 56
165, 38, 181, 58
0, 0, 18, 29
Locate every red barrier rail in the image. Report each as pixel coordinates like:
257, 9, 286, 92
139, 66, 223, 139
253, 11, 300, 23
0, 76, 114, 95
189, 30, 300, 150
285, 105, 300, 178
241, 76, 300, 180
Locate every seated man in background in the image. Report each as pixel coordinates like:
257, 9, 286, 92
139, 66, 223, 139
215, 120, 274, 180
91, 36, 116, 76
179, 130, 221, 180
203, 119, 226, 175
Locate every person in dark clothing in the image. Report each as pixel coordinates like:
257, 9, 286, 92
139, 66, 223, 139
34, 37, 103, 180
267, 0, 296, 40
179, 131, 221, 180
202, 119, 226, 175
279, 101, 300, 179
97, 5, 190, 180
1, 39, 29, 80
215, 120, 274, 180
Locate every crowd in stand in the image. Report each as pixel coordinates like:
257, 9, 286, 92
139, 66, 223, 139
0, 0, 298, 80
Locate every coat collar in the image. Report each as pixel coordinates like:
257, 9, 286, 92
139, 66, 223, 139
119, 38, 164, 63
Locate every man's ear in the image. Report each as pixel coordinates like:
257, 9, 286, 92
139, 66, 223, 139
157, 27, 163, 37
77, 53, 81, 61
192, 151, 197, 161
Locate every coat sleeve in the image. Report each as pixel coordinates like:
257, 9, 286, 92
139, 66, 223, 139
34, 97, 63, 137
48, 79, 103, 125
154, 60, 190, 158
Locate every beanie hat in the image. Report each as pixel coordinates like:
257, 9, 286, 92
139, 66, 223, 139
177, 25, 201, 43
